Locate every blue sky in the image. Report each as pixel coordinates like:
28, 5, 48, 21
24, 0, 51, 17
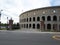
0, 0, 60, 23
51, 0, 60, 6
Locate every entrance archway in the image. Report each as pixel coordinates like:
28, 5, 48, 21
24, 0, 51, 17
47, 16, 51, 21
42, 16, 45, 21
37, 24, 40, 29
33, 24, 35, 29
47, 24, 51, 29
53, 16, 57, 21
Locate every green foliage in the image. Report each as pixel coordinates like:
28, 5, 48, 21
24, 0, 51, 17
1, 23, 7, 26
12, 23, 20, 30
0, 23, 20, 30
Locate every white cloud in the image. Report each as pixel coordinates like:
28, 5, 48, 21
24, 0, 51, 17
0, 0, 23, 23
21, 0, 51, 11
28, 0, 51, 7
1, 0, 59, 23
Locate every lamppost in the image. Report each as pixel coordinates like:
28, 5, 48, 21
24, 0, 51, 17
7, 17, 9, 30
0, 10, 3, 29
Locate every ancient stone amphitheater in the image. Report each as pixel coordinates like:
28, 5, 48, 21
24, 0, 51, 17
19, 6, 60, 32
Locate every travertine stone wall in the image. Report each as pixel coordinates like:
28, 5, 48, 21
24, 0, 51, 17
19, 6, 60, 31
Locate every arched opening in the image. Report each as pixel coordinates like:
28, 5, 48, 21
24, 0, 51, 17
24, 18, 26, 22
53, 24, 57, 31
29, 17, 31, 22
37, 24, 40, 29
44, 24, 45, 30
33, 24, 35, 29
25, 24, 26, 28
26, 24, 28, 28
59, 25, 60, 31
59, 16, 60, 21
22, 24, 23, 28
21, 24, 23, 28
47, 16, 51, 21
29, 24, 31, 28
42, 16, 45, 21
37, 17, 40, 21
47, 24, 51, 29
24, 24, 25, 28
23, 19, 25, 22
33, 17, 35, 21
27, 18, 28, 22
53, 16, 57, 21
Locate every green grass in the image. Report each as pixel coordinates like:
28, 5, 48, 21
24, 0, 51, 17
0, 28, 7, 30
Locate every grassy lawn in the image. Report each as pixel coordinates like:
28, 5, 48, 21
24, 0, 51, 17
0, 28, 7, 30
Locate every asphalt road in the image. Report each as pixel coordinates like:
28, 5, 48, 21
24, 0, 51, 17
0, 30, 60, 45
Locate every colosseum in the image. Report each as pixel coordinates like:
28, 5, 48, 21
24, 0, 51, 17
19, 6, 60, 32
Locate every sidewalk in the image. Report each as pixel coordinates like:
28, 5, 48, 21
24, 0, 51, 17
14, 29, 60, 34
14, 29, 41, 33
52, 35, 60, 40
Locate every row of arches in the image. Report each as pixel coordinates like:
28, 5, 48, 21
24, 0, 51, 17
21, 24, 40, 29
20, 15, 58, 22
20, 23, 60, 31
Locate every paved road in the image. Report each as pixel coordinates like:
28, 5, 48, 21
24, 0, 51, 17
0, 30, 60, 45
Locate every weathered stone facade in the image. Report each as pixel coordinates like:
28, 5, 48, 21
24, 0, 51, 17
19, 6, 60, 31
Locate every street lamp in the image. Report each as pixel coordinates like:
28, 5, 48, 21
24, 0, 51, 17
0, 10, 3, 29
7, 17, 9, 30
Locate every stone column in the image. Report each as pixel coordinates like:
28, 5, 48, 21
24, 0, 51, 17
51, 16, 53, 31
45, 24, 47, 31
57, 24, 59, 31
59, 24, 60, 32
45, 16, 47, 31
57, 16, 59, 31
51, 24, 53, 31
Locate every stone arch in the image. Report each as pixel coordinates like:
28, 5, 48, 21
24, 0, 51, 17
29, 24, 31, 28
47, 16, 51, 21
37, 24, 40, 29
53, 24, 57, 31
42, 16, 45, 21
47, 24, 51, 29
29, 17, 31, 22
53, 15, 57, 21
33, 17, 35, 21
27, 18, 28, 22
24, 24, 25, 28
37, 17, 40, 21
33, 24, 35, 29
59, 24, 60, 31
26, 24, 28, 28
